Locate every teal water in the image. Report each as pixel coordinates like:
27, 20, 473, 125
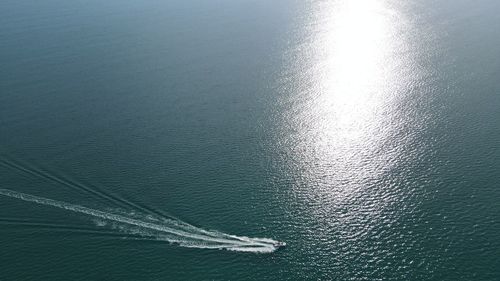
1, 0, 499, 280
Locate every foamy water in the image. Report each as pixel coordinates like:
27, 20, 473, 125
0, 188, 281, 253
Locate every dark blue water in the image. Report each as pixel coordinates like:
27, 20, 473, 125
1, 0, 499, 280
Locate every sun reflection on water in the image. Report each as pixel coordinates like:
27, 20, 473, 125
278, 0, 418, 221
312, 0, 394, 150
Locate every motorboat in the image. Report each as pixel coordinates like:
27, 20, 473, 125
274, 241, 287, 249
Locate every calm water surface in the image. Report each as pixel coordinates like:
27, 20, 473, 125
1, 0, 499, 280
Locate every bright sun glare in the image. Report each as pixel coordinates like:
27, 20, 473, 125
285, 0, 409, 196
315, 0, 391, 143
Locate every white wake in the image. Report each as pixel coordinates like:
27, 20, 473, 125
0, 188, 281, 253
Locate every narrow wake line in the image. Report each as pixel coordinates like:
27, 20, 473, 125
0, 157, 171, 219
0, 188, 281, 253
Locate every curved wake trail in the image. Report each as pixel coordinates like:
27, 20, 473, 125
0, 188, 280, 253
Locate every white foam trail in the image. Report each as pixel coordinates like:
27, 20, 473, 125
0, 188, 280, 253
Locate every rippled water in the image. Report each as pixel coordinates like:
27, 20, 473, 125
1, 0, 499, 280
